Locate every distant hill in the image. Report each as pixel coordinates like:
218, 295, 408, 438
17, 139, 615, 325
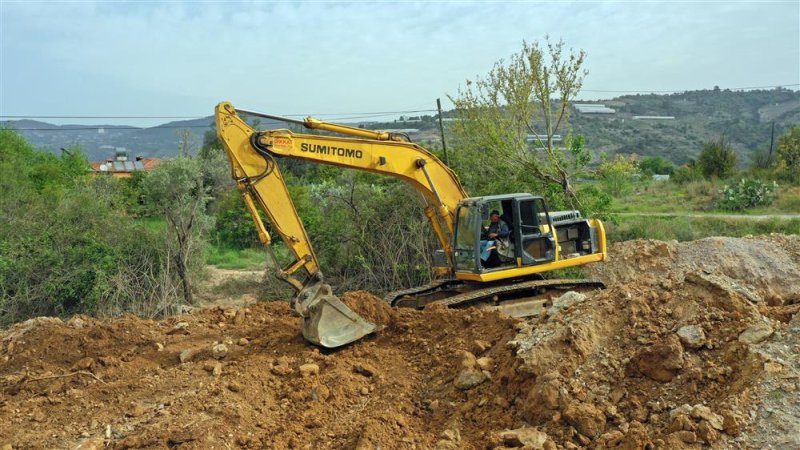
567, 88, 800, 165
3, 89, 798, 165
0, 116, 284, 161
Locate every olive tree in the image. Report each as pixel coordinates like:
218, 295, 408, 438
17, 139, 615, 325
143, 157, 212, 305
449, 39, 589, 206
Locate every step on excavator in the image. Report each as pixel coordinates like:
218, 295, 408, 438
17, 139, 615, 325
215, 102, 607, 348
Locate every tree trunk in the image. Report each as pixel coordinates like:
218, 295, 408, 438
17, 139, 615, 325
174, 252, 193, 305
174, 232, 193, 305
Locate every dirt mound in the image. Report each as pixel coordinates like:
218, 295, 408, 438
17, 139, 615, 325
589, 235, 800, 303
341, 291, 395, 327
1, 235, 798, 449
0, 296, 521, 449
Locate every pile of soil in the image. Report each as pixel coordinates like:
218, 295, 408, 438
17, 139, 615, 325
1, 235, 798, 449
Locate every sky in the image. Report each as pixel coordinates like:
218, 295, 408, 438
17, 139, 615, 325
1, 0, 798, 127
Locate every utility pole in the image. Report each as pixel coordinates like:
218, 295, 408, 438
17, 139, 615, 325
436, 98, 449, 165
769, 121, 775, 158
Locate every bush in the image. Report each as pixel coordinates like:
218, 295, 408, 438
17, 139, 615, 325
0, 181, 181, 324
776, 125, 800, 171
672, 165, 703, 184
639, 156, 675, 175
598, 154, 638, 196
575, 184, 614, 222
717, 178, 778, 211
698, 136, 737, 179
300, 173, 437, 293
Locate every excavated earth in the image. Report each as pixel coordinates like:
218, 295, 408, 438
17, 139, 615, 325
1, 235, 799, 449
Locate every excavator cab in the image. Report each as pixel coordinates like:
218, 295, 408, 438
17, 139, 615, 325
454, 194, 601, 275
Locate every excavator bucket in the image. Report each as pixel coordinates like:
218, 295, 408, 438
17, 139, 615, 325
302, 293, 377, 348
301, 283, 377, 348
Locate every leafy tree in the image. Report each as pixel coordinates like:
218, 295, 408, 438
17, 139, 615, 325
143, 157, 212, 304
597, 154, 638, 196
117, 170, 149, 216
698, 135, 737, 179
776, 125, 800, 171
197, 134, 232, 214
214, 188, 262, 249
449, 38, 588, 207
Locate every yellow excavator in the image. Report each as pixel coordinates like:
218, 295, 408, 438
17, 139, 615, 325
215, 102, 607, 348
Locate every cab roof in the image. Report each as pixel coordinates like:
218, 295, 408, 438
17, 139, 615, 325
458, 193, 542, 205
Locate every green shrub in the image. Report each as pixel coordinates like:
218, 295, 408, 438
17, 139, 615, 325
777, 125, 800, 171
698, 136, 737, 179
672, 165, 703, 184
717, 179, 778, 211
598, 154, 638, 196
639, 156, 675, 175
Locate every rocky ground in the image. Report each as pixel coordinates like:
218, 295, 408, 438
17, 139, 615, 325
1, 235, 798, 449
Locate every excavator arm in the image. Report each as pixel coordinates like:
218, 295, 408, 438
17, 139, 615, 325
214, 102, 468, 347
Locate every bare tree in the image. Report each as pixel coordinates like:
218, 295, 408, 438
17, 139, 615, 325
177, 128, 197, 158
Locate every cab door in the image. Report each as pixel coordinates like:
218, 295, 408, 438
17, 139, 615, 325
514, 198, 555, 265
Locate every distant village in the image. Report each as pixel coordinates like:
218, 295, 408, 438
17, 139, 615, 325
89, 146, 161, 177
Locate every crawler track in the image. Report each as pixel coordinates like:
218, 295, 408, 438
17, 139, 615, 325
386, 278, 605, 310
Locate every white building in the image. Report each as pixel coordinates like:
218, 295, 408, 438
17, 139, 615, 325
573, 103, 616, 114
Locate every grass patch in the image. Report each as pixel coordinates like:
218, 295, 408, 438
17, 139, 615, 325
611, 181, 715, 213
608, 215, 800, 243
205, 245, 268, 270
610, 180, 800, 215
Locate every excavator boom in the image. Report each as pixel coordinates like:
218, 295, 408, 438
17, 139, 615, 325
215, 102, 468, 347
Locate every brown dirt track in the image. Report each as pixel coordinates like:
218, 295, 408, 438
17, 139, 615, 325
1, 235, 799, 449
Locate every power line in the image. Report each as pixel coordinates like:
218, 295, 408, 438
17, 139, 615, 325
0, 108, 438, 121
3, 110, 440, 131
3, 125, 213, 131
